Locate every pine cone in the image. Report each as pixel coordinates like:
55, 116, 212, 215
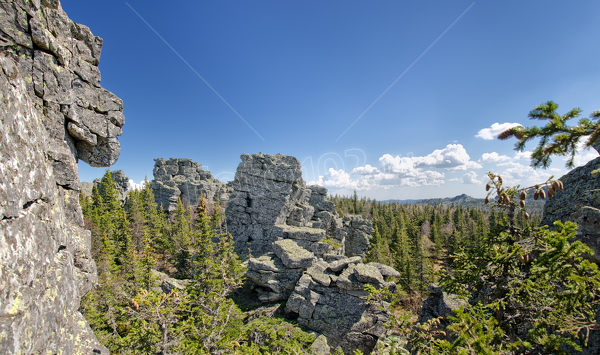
498, 129, 514, 140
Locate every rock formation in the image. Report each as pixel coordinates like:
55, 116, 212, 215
227, 153, 394, 354
226, 153, 372, 259
150, 158, 231, 211
416, 283, 467, 326
0, 1, 123, 353
540, 149, 600, 354
541, 150, 600, 264
80, 169, 130, 202
288, 260, 399, 354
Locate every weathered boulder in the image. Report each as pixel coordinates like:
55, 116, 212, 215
246, 253, 306, 302
151, 270, 190, 294
343, 215, 374, 258
80, 181, 95, 197
541, 156, 600, 226
0, 1, 122, 353
569, 206, 600, 264
228, 153, 393, 353
273, 239, 317, 269
329, 256, 362, 273
286, 257, 397, 355
311, 334, 331, 355
150, 158, 231, 211
539, 157, 600, 354
541, 155, 600, 264
417, 283, 467, 326
368, 262, 401, 278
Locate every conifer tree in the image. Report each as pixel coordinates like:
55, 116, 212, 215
139, 178, 169, 268
171, 198, 193, 278
211, 193, 224, 232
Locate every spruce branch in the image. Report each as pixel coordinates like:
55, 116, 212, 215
498, 101, 600, 169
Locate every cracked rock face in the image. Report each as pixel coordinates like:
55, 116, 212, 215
1, 1, 122, 353
226, 153, 318, 256
229, 153, 395, 354
287, 258, 397, 354
150, 158, 231, 211
541, 155, 600, 263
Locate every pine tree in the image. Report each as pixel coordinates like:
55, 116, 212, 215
139, 178, 169, 269
171, 197, 193, 278
211, 193, 224, 232
192, 194, 213, 285
135, 230, 158, 290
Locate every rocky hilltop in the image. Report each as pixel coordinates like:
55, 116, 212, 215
226, 153, 396, 354
0, 0, 122, 353
150, 157, 231, 211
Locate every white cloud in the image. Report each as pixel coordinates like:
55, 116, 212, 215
414, 144, 482, 171
514, 151, 532, 160
476, 122, 522, 140
128, 179, 147, 191
352, 164, 379, 175
310, 144, 482, 191
378, 154, 421, 175
479, 152, 511, 163
462, 171, 481, 184
309, 168, 371, 190
496, 161, 554, 186
571, 141, 599, 167
370, 170, 445, 187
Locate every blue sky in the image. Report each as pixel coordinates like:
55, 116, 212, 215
66, 0, 600, 200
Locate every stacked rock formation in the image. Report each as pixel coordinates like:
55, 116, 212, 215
226, 153, 330, 257
226, 153, 396, 354
150, 158, 232, 211
226, 153, 372, 259
287, 260, 399, 354
1, 1, 122, 353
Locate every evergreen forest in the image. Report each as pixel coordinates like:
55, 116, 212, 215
80, 159, 600, 354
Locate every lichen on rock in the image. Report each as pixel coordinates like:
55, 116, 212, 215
0, 0, 124, 353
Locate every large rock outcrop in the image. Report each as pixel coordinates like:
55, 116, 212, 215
288, 260, 398, 354
150, 158, 231, 211
226, 153, 372, 259
226, 153, 323, 256
228, 153, 393, 354
541, 152, 600, 264
1, 1, 123, 353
